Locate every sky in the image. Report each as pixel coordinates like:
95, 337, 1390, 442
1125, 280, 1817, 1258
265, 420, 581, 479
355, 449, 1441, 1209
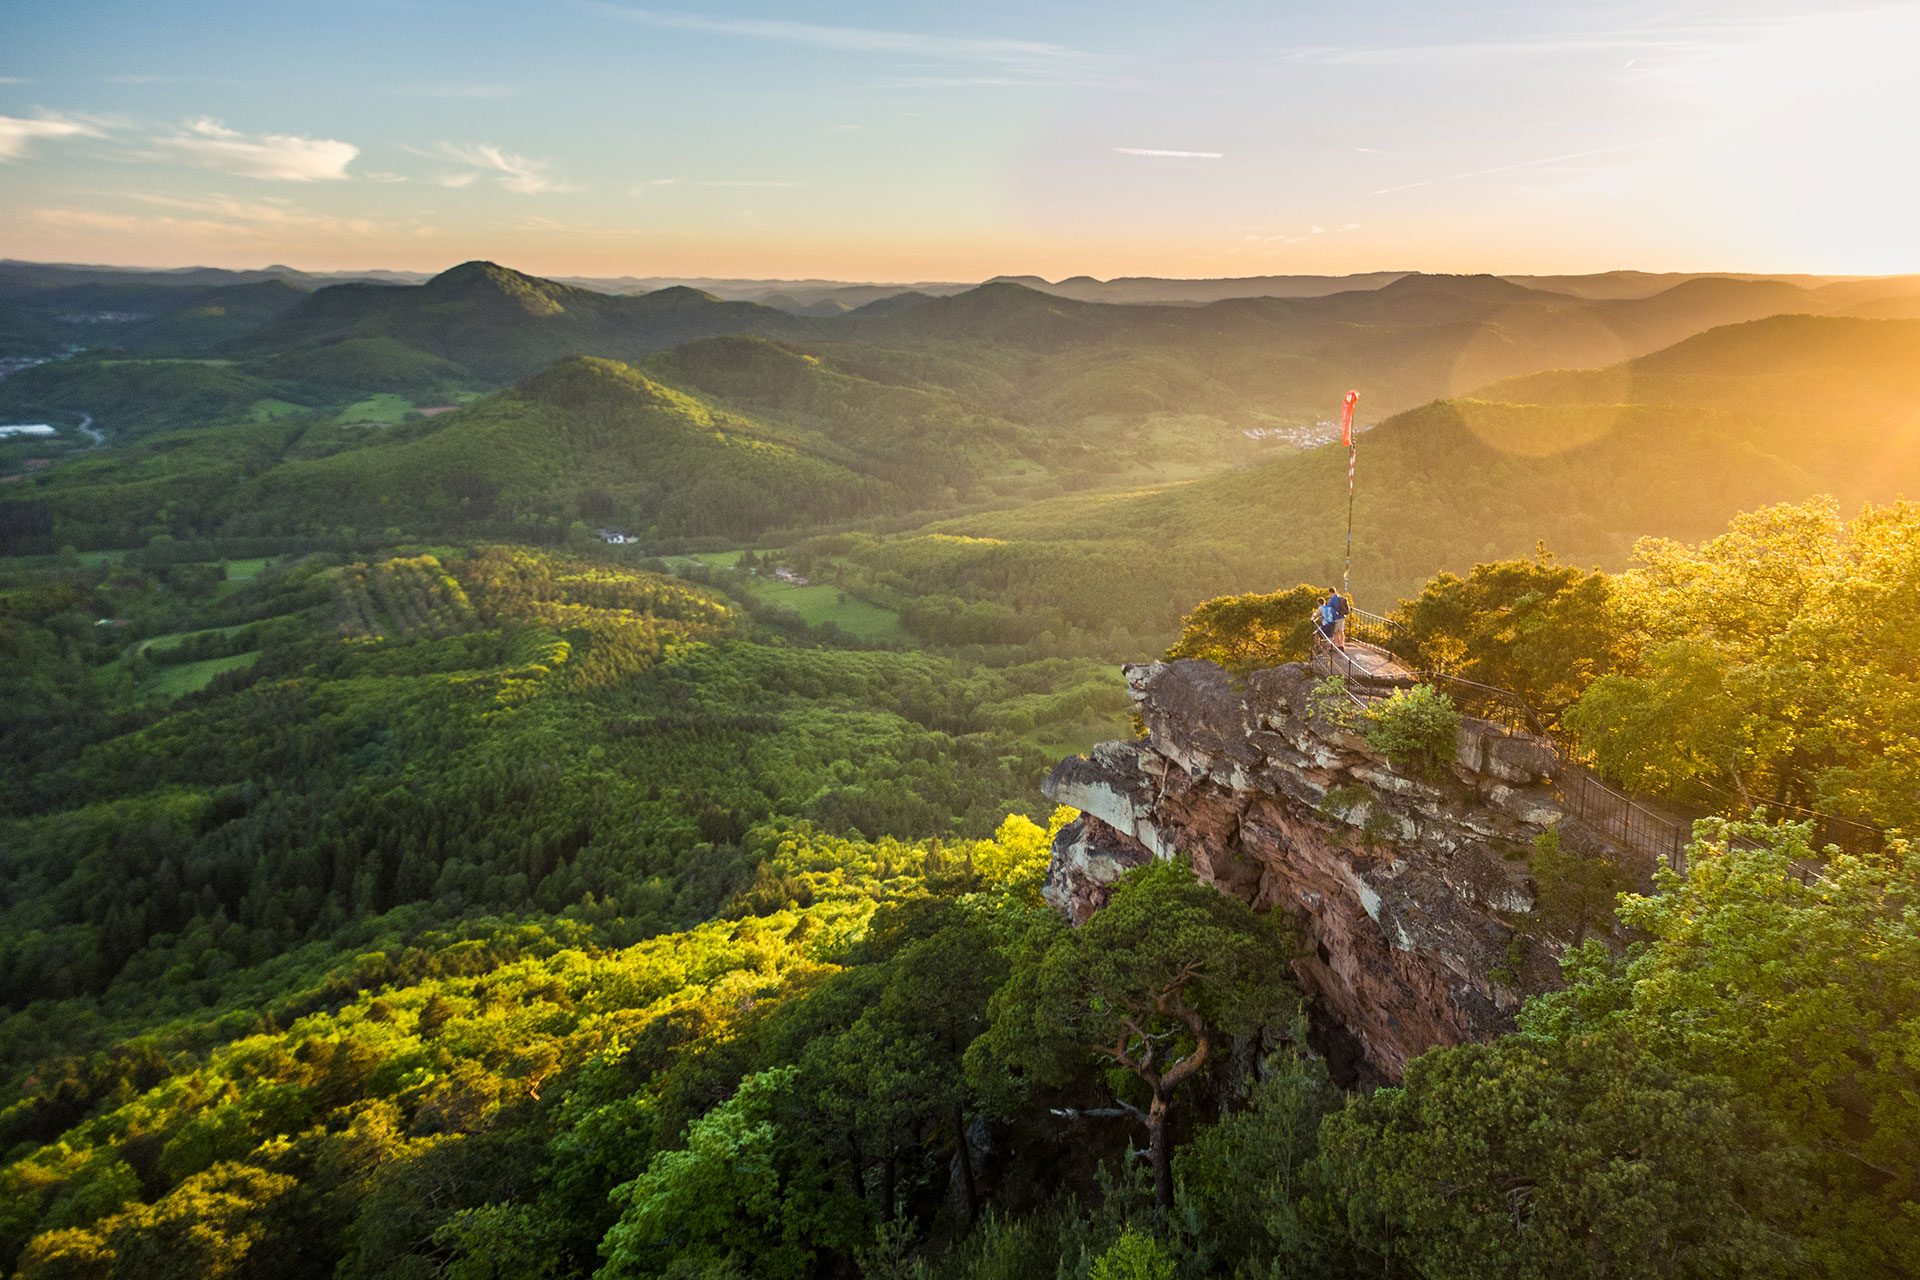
2, 0, 1917, 281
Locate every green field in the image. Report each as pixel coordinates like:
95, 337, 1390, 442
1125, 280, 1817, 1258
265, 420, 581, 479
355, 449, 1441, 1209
217, 557, 271, 594
247, 398, 306, 421
746, 577, 903, 640
333, 393, 417, 424
134, 621, 253, 654
1027, 718, 1136, 763
657, 552, 902, 639
96, 358, 238, 367
141, 650, 260, 697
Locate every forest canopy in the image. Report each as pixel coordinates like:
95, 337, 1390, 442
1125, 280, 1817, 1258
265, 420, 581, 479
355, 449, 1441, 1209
3, 260, 1918, 1276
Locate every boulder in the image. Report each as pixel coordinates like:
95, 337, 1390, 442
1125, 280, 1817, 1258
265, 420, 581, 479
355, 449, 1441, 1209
1042, 659, 1633, 1082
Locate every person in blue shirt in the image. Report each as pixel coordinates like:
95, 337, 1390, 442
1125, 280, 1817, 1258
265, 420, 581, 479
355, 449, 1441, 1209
1324, 591, 1350, 649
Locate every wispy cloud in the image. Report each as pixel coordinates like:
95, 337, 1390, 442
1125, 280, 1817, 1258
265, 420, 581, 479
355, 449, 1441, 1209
436, 142, 570, 193
0, 113, 104, 161
864, 74, 1117, 89
126, 191, 377, 234
404, 82, 520, 99
0, 77, 31, 86
1254, 221, 1360, 248
156, 118, 356, 180
1274, 9, 1853, 72
1371, 138, 1674, 194
592, 4, 1088, 70
36, 208, 227, 236
37, 192, 377, 238
1277, 34, 1711, 67
629, 176, 801, 194
105, 73, 243, 85
1114, 146, 1223, 159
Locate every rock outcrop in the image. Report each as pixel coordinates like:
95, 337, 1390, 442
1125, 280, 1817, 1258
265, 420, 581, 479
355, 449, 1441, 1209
1041, 659, 1617, 1083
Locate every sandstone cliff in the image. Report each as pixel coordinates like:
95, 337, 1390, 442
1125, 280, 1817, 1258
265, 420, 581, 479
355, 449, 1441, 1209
1040, 659, 1627, 1083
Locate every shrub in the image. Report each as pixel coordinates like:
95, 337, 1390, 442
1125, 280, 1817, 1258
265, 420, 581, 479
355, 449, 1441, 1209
1362, 684, 1459, 770
1165, 586, 1324, 675
1309, 675, 1361, 729
1528, 828, 1635, 944
1090, 1228, 1174, 1280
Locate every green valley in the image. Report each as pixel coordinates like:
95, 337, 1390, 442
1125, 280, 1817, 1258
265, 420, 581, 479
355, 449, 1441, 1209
3, 253, 1917, 1280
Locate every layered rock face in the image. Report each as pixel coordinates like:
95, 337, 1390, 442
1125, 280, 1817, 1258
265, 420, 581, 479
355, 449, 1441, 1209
1041, 659, 1605, 1082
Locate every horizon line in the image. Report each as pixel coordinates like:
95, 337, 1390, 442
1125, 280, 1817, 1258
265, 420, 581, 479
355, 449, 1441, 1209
4, 256, 1910, 289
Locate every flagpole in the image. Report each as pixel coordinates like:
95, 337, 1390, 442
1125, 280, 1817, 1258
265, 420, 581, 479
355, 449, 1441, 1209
1344, 448, 1354, 598
1340, 390, 1359, 601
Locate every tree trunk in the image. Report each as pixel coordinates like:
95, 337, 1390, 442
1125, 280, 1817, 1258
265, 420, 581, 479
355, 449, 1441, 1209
848, 1130, 866, 1205
883, 1150, 897, 1223
953, 1104, 979, 1225
1146, 1093, 1173, 1213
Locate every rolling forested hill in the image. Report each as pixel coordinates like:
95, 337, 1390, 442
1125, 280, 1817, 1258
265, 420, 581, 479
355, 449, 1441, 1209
8, 263, 1920, 672
6, 260, 1862, 434
0, 274, 315, 358
2, 345, 1053, 550
5, 253, 1920, 1278
821, 314, 1920, 642
227, 262, 809, 382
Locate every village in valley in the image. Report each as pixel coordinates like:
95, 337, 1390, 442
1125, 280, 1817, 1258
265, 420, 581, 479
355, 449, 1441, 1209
1243, 417, 1373, 447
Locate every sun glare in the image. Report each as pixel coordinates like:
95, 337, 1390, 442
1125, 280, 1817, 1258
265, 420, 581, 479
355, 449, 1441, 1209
1643, 6, 1920, 273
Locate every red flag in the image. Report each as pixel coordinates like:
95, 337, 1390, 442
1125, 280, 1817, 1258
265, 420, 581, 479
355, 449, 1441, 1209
1341, 389, 1359, 448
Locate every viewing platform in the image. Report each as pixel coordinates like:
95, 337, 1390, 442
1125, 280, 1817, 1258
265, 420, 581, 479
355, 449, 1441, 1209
1308, 638, 1417, 687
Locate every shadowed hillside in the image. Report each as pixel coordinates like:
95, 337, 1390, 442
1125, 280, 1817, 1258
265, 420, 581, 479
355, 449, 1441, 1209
229, 261, 808, 380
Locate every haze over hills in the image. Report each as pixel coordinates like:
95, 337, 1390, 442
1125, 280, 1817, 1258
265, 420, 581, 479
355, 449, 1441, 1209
6, 256, 1920, 653
13, 258, 1870, 445
861, 312, 1920, 637
9, 257, 1918, 335
6, 255, 1917, 647
230, 263, 1920, 422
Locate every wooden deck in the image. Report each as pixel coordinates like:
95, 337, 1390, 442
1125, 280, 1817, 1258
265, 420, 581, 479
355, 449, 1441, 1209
1309, 639, 1417, 685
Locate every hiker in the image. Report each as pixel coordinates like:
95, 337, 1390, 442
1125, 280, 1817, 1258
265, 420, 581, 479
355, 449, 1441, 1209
1325, 590, 1350, 649
1315, 599, 1335, 645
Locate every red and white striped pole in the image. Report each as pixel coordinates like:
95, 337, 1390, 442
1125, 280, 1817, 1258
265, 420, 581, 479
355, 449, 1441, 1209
1341, 389, 1359, 600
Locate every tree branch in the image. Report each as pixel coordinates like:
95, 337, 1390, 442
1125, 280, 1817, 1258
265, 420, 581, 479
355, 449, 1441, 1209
1155, 992, 1214, 1095
1051, 1102, 1147, 1124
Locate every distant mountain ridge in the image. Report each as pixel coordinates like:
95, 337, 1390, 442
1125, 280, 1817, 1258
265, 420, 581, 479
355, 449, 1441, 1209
227, 261, 809, 380
885, 312, 1920, 635
9, 257, 1915, 313
8, 259, 1907, 447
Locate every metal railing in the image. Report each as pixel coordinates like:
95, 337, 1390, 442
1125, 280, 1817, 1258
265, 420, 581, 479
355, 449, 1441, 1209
1679, 779, 1883, 857
1424, 673, 1546, 738
1554, 763, 1689, 871
1346, 607, 1415, 653
1314, 606, 1693, 873
1308, 602, 1888, 872
1306, 634, 1392, 712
